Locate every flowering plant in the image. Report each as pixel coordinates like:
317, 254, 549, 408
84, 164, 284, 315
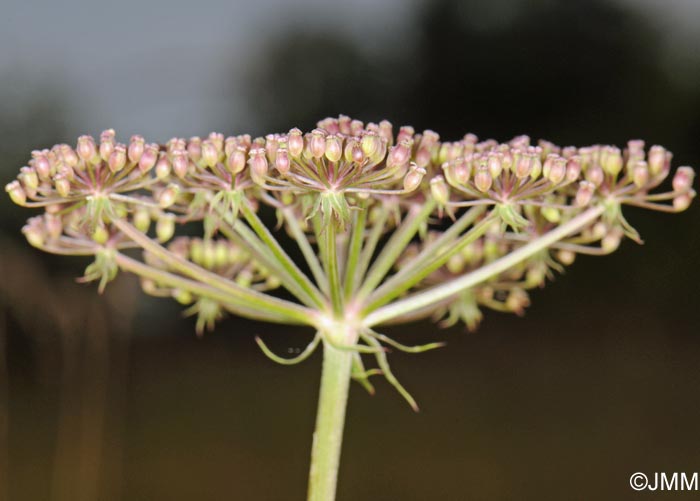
6, 115, 695, 500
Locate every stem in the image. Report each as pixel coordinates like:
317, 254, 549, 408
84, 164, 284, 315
343, 204, 368, 298
364, 205, 605, 327
320, 223, 343, 315
308, 334, 356, 501
282, 208, 330, 293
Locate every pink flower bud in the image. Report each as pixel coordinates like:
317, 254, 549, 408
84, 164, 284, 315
487, 153, 503, 178
208, 132, 224, 151
288, 128, 304, 158
108, 144, 127, 173
672, 166, 695, 192
99, 129, 116, 161
5, 180, 26, 205
565, 156, 581, 182
155, 153, 171, 179
601, 146, 623, 176
139, 144, 159, 172
275, 148, 290, 174
575, 180, 596, 206
396, 126, 415, 144
54, 175, 71, 197
309, 129, 326, 159
474, 165, 493, 193
19, 166, 39, 190
249, 148, 269, 184
378, 120, 393, 144
31, 151, 52, 179
430, 175, 449, 205
350, 120, 364, 136
171, 150, 189, 178
325, 135, 343, 162
77, 135, 98, 163
403, 164, 426, 192
647, 145, 666, 176
547, 158, 567, 184
673, 192, 694, 211
226, 147, 247, 175
59, 144, 79, 168
202, 140, 219, 168
360, 133, 380, 158
189, 137, 203, 163
632, 161, 649, 188
159, 184, 180, 208
557, 249, 576, 266
585, 164, 604, 186
128, 135, 145, 163
387, 140, 412, 169
514, 154, 532, 179
22, 218, 46, 247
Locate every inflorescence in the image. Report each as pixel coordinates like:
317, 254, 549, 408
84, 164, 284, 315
7, 115, 695, 406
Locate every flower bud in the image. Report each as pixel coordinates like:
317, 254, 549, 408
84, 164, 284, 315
133, 208, 151, 233
487, 153, 503, 178
575, 180, 596, 207
378, 120, 393, 144
430, 175, 449, 205
396, 126, 415, 144
387, 140, 412, 169
403, 163, 426, 192
77, 135, 98, 163
585, 164, 604, 187
601, 229, 622, 253
99, 129, 116, 161
31, 151, 52, 179
59, 144, 79, 168
325, 135, 343, 162
202, 140, 219, 168
22, 219, 46, 248
5, 180, 26, 205
541, 206, 560, 223
647, 145, 666, 176
288, 128, 304, 158
274, 148, 290, 175
360, 132, 380, 158
565, 156, 581, 182
474, 165, 493, 193
139, 144, 159, 172
601, 146, 623, 176
632, 161, 649, 188
547, 158, 567, 184
309, 129, 326, 159
127, 135, 145, 163
172, 289, 193, 305
672, 166, 695, 192
108, 144, 127, 173
557, 249, 576, 265
156, 214, 175, 243
189, 137, 204, 163
54, 175, 71, 198
673, 192, 694, 211
224, 146, 246, 175
171, 150, 189, 178
159, 184, 180, 208
514, 154, 532, 179
249, 148, 269, 184
19, 167, 39, 190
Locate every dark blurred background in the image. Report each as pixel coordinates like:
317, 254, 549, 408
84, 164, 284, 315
2, 0, 700, 499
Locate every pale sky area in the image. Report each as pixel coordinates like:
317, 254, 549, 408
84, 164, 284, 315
1, 0, 698, 141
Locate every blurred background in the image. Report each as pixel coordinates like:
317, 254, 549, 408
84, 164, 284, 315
2, 0, 700, 499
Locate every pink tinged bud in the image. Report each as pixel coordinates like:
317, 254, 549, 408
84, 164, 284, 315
222, 147, 243, 175
396, 126, 415, 144
575, 180, 596, 207
602, 147, 623, 176
155, 154, 171, 179
632, 161, 649, 188
77, 135, 98, 163
360, 133, 380, 158
31, 152, 52, 179
585, 164, 604, 186
189, 137, 204, 162
171, 150, 189, 178
54, 175, 71, 197
350, 120, 364, 136
565, 156, 581, 182
647, 145, 666, 176
92, 225, 109, 245
208, 132, 224, 151
514, 154, 532, 179
487, 154, 502, 178
309, 130, 326, 159
19, 167, 39, 190
474, 165, 493, 193
156, 214, 175, 243
403, 164, 426, 192
133, 208, 151, 233
128, 135, 145, 163
557, 249, 576, 266
202, 140, 219, 168
673, 192, 694, 211
108, 144, 127, 173
672, 166, 695, 192
325, 135, 343, 162
249, 149, 269, 184
601, 229, 622, 253
159, 184, 180, 208
5, 181, 26, 205
378, 120, 393, 144
275, 148, 290, 174
430, 176, 450, 205
337, 115, 352, 134
387, 140, 412, 169
627, 139, 645, 156
59, 144, 79, 168
138, 144, 159, 172
288, 128, 304, 158
23, 219, 46, 248
530, 155, 542, 179
547, 158, 567, 184
99, 129, 116, 161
